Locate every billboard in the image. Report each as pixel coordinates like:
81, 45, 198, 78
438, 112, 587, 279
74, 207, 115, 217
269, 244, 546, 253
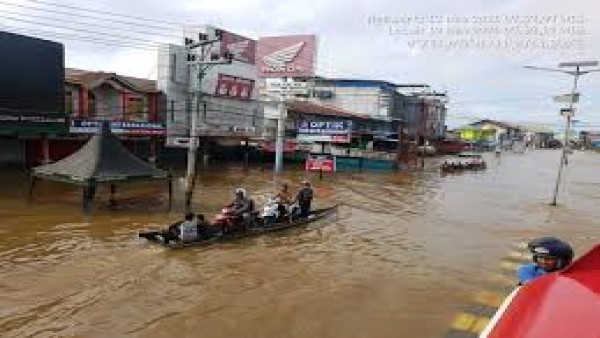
215, 74, 255, 100
257, 35, 316, 78
298, 121, 352, 135
220, 30, 256, 64
297, 121, 352, 143
0, 32, 64, 112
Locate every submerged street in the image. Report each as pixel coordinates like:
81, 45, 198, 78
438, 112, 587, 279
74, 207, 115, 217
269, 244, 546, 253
1, 150, 600, 338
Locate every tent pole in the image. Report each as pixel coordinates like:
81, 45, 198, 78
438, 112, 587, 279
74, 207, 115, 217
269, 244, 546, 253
82, 184, 89, 213
28, 174, 36, 204
167, 176, 173, 212
109, 184, 116, 208
83, 180, 97, 214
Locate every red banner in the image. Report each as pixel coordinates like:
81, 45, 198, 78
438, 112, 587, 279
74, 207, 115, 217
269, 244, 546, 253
261, 140, 298, 153
305, 155, 335, 172
215, 74, 254, 100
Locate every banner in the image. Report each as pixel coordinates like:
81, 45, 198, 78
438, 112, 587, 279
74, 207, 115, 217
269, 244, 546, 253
215, 74, 254, 100
297, 134, 351, 143
70, 119, 165, 136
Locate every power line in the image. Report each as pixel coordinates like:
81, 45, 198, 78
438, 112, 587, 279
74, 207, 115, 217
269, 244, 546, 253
0, 14, 173, 45
0, 0, 181, 33
1, 26, 168, 51
18, 0, 184, 26
0, 9, 182, 40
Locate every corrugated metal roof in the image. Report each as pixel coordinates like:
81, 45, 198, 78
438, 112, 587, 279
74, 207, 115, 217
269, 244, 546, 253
287, 100, 392, 122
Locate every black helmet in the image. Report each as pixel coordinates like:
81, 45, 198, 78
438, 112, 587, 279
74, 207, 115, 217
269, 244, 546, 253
528, 237, 574, 271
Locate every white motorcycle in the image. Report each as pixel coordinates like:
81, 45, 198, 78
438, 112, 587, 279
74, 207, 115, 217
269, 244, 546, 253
261, 197, 300, 226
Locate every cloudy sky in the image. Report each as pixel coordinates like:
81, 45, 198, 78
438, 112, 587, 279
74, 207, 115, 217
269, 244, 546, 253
1, 0, 598, 129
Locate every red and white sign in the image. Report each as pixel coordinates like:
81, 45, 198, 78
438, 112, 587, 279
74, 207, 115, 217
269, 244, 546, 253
257, 35, 316, 78
220, 30, 256, 64
215, 74, 255, 100
306, 155, 335, 172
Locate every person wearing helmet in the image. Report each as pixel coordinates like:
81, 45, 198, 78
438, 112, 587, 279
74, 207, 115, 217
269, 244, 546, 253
226, 188, 255, 230
228, 188, 253, 217
517, 237, 574, 285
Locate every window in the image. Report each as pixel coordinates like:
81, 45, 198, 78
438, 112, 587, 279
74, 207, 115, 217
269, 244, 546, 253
125, 96, 147, 121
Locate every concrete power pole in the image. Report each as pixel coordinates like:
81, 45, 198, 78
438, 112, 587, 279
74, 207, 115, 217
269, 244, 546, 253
274, 77, 292, 174
183, 31, 233, 214
524, 61, 600, 206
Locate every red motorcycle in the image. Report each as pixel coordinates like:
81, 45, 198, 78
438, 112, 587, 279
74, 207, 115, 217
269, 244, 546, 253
212, 206, 247, 235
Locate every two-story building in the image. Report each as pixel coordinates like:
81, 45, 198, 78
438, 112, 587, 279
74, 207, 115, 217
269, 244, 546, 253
58, 68, 167, 163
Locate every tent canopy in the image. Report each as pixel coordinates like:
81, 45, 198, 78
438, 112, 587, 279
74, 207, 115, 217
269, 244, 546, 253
32, 121, 168, 185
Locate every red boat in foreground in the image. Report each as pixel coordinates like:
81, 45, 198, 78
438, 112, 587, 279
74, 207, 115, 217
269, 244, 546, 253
481, 244, 600, 338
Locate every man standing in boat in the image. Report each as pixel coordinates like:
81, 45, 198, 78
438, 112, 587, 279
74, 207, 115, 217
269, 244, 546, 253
295, 180, 314, 218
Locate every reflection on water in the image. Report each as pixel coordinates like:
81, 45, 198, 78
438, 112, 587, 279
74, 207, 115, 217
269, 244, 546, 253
1, 150, 600, 338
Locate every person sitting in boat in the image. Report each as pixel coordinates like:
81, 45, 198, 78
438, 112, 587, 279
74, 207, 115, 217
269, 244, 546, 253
295, 180, 314, 218
140, 213, 203, 244
517, 237, 573, 285
195, 213, 217, 240
227, 188, 255, 227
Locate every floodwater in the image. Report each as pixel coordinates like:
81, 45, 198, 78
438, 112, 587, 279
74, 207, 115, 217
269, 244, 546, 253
1, 150, 600, 338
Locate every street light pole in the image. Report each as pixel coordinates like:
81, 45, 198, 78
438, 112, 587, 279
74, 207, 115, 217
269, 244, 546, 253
550, 70, 578, 205
524, 61, 599, 206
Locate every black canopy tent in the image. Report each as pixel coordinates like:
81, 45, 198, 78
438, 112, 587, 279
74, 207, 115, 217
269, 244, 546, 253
29, 121, 172, 212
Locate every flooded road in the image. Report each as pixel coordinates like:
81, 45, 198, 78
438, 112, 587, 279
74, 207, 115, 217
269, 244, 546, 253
1, 150, 600, 338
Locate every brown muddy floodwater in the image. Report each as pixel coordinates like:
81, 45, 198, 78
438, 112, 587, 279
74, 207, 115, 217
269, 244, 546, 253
1, 150, 600, 338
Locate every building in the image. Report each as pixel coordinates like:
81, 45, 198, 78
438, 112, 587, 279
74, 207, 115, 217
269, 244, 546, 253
456, 119, 524, 149
157, 26, 262, 155
260, 77, 446, 144
580, 131, 600, 149
62, 68, 167, 163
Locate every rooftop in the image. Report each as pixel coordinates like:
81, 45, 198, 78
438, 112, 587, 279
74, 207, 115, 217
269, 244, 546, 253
65, 68, 159, 93
287, 100, 398, 122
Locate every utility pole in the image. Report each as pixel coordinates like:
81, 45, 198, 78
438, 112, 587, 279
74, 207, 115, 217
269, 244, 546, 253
420, 98, 426, 168
274, 94, 286, 173
524, 61, 600, 206
274, 77, 291, 174
183, 30, 233, 214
